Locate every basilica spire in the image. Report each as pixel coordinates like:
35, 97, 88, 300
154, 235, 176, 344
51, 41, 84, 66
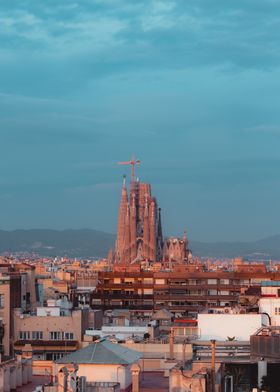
124, 201, 131, 264
143, 194, 150, 259
115, 175, 128, 263
114, 160, 163, 264
130, 192, 137, 261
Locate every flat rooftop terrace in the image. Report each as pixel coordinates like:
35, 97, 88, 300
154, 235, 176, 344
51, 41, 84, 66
16, 375, 49, 392
140, 371, 169, 392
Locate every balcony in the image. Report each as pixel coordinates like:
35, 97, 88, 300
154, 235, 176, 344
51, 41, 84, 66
90, 304, 153, 310
92, 293, 154, 300
97, 282, 154, 289
158, 305, 202, 311
154, 294, 238, 301
14, 340, 78, 349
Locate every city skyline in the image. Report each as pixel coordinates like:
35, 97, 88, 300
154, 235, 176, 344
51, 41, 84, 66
1, 1, 280, 241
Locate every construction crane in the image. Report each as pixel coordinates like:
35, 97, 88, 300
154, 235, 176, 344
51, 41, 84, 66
118, 156, 140, 180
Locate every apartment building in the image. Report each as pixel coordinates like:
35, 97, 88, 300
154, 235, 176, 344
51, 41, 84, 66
13, 299, 102, 361
92, 267, 280, 317
0, 273, 22, 356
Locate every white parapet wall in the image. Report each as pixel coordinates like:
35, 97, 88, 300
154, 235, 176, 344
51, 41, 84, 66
122, 343, 192, 361
259, 297, 280, 326
198, 314, 265, 341
85, 326, 149, 340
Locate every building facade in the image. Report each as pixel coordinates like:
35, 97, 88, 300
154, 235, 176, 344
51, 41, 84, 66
0, 273, 22, 356
91, 267, 280, 318
13, 301, 98, 361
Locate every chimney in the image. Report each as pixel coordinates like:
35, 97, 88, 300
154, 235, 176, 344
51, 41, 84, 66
169, 328, 174, 359
130, 363, 141, 392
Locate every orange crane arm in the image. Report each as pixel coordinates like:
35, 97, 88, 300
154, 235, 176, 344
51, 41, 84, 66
117, 157, 140, 179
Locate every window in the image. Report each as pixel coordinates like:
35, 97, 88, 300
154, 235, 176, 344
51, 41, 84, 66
125, 289, 135, 295
19, 331, 30, 340
208, 279, 217, 285
155, 279, 165, 285
32, 331, 43, 340
26, 293, 31, 305
154, 291, 169, 296
50, 331, 62, 340
124, 278, 134, 284
92, 299, 101, 305
275, 307, 280, 315
64, 332, 74, 340
0, 294, 4, 308
52, 353, 64, 360
46, 352, 64, 361
50, 331, 74, 340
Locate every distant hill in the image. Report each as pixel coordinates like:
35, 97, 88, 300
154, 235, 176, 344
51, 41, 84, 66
0, 229, 115, 258
0, 229, 280, 260
191, 235, 280, 260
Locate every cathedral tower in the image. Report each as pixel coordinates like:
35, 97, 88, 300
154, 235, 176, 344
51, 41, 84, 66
114, 161, 163, 264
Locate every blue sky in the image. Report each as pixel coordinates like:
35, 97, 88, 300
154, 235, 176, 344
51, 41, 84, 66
1, 0, 280, 241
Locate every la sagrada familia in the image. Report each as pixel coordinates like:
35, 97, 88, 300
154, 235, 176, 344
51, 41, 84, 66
114, 158, 192, 264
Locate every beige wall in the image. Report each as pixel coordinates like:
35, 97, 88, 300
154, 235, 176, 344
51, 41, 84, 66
13, 309, 84, 343
32, 360, 53, 378
38, 278, 69, 297
170, 368, 206, 392
35, 264, 50, 277
55, 363, 133, 391
0, 279, 11, 356
55, 271, 72, 282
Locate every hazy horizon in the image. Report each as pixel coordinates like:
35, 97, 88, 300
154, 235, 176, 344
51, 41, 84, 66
0, 227, 279, 244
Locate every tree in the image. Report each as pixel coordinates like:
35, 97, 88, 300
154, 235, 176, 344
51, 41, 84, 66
143, 332, 150, 341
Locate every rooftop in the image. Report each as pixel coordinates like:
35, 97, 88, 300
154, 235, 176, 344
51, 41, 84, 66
56, 340, 141, 365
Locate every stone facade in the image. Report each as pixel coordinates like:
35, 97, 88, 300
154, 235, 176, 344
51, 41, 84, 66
163, 233, 192, 263
115, 177, 163, 264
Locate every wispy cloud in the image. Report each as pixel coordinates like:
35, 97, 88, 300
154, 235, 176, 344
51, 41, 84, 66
0, 8, 127, 53
1, 0, 280, 71
246, 124, 280, 134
